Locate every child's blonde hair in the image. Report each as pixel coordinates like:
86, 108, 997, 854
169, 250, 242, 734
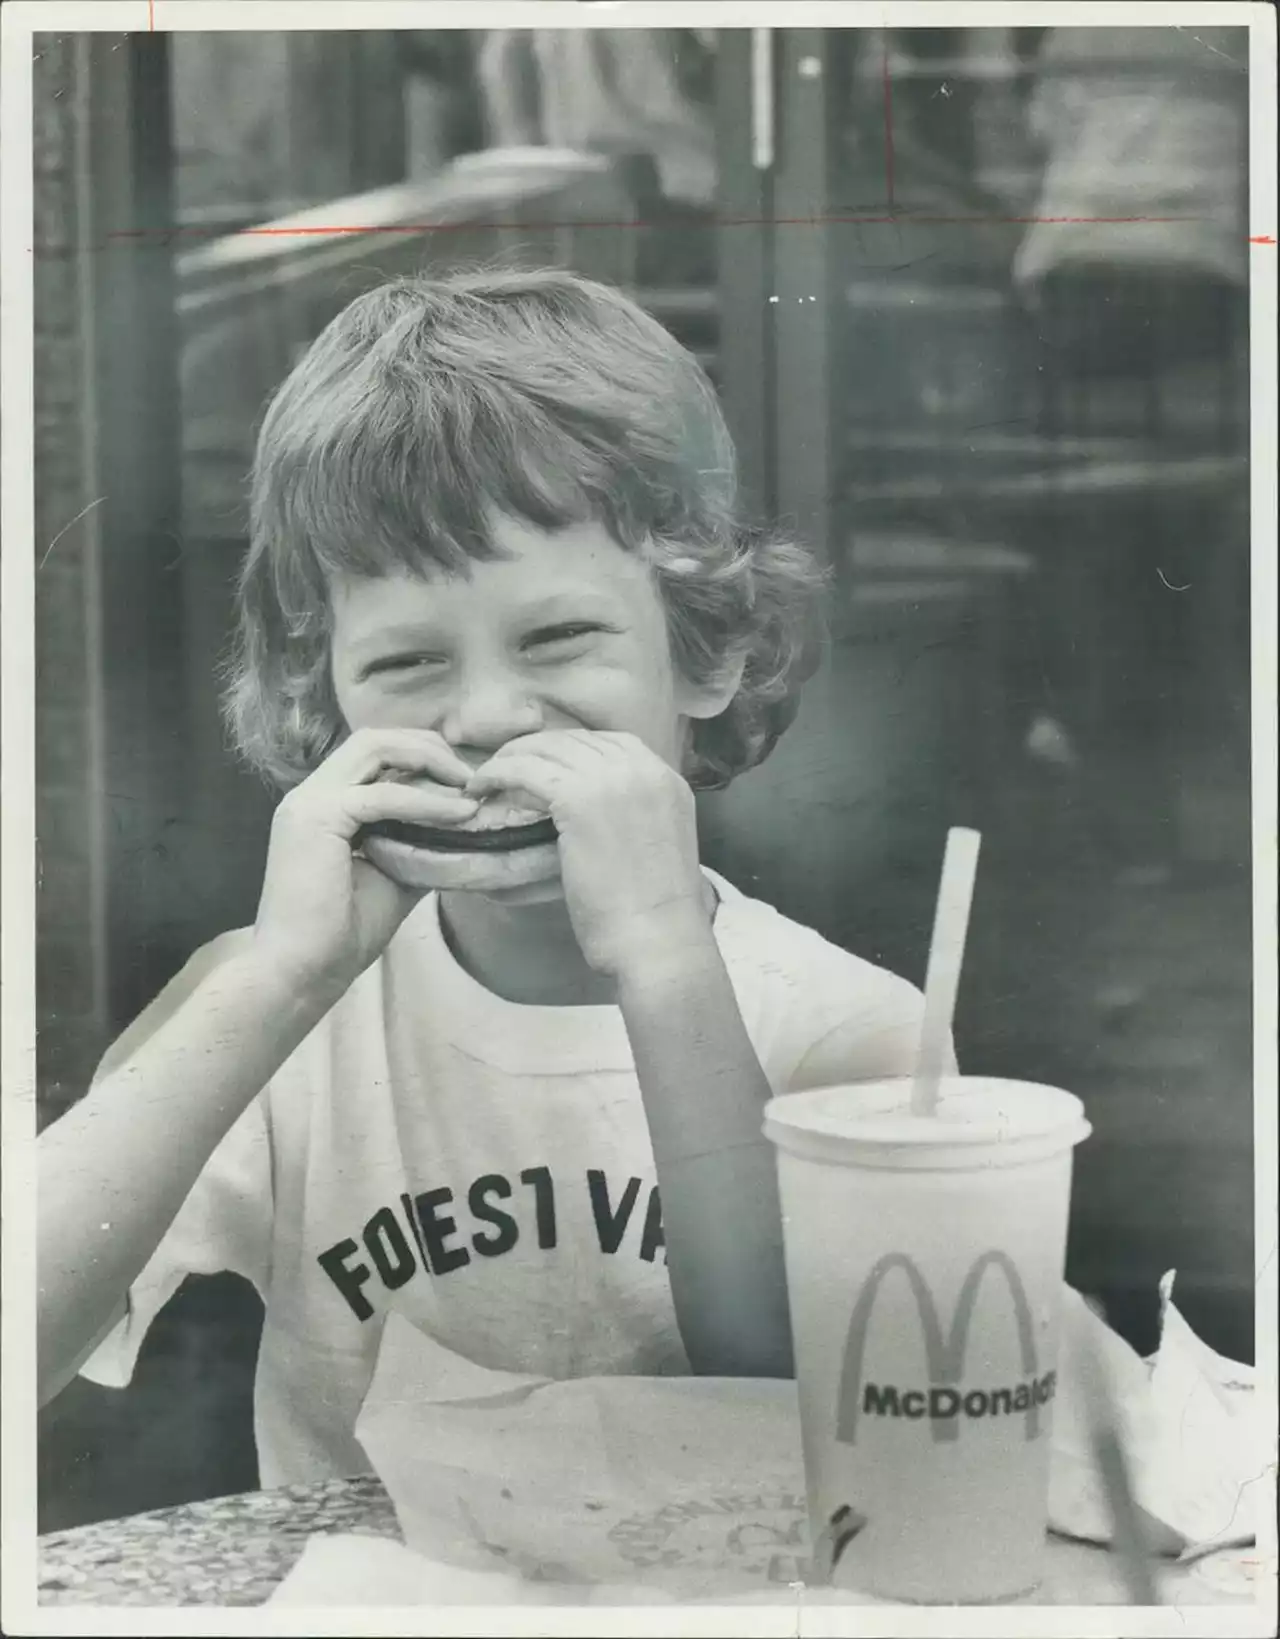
224, 267, 826, 791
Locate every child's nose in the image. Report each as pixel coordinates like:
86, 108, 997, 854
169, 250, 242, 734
439, 667, 543, 753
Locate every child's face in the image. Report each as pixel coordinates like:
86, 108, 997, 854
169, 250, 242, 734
329, 512, 734, 777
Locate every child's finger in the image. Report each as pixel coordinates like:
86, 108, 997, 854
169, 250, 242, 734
477, 730, 608, 773
464, 755, 564, 812
312, 727, 474, 790
333, 784, 480, 838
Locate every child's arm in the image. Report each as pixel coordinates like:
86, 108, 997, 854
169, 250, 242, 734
39, 726, 482, 1406
467, 730, 793, 1378
616, 947, 794, 1379
620, 953, 947, 1380
38, 943, 336, 1407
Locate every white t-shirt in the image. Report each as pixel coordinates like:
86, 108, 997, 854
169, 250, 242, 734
83, 870, 935, 1487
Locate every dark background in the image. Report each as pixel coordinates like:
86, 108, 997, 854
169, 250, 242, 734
33, 24, 1255, 1533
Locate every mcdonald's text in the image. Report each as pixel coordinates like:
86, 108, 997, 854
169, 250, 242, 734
859, 1370, 1058, 1426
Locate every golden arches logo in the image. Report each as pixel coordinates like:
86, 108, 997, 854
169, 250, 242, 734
835, 1249, 1046, 1445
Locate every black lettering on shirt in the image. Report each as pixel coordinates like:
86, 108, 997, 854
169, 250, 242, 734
520, 1165, 558, 1250
363, 1206, 417, 1290
400, 1190, 431, 1267
638, 1186, 665, 1264
588, 1170, 641, 1255
415, 1186, 471, 1275
469, 1174, 518, 1257
317, 1238, 375, 1320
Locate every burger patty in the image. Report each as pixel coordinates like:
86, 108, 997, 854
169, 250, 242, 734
362, 816, 559, 854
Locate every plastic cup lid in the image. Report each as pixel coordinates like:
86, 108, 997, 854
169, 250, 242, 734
764, 1077, 1090, 1164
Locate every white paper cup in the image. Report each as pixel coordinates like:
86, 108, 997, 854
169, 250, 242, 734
764, 1076, 1091, 1604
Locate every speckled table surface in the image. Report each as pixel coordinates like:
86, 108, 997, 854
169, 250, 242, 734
39, 1476, 401, 1607
38, 1480, 1261, 1610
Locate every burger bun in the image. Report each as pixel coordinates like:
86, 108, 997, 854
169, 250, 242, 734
360, 786, 561, 894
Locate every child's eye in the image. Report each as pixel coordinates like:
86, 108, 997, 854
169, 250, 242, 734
363, 653, 448, 678
522, 622, 607, 653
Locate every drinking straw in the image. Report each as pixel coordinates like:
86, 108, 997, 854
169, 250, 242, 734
911, 827, 982, 1117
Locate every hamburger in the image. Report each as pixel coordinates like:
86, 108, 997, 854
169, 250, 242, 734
359, 784, 561, 893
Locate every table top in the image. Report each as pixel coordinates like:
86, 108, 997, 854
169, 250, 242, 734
39, 1476, 399, 1607
38, 1476, 1262, 1611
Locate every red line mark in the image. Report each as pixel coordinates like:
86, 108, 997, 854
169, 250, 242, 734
881, 30, 896, 210
103, 213, 1200, 245
1249, 234, 1276, 244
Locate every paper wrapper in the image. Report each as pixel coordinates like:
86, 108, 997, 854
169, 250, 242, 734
1050, 1275, 1264, 1559
268, 1533, 1265, 1610
270, 1275, 1266, 1607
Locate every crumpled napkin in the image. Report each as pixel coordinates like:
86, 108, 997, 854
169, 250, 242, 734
1050, 1273, 1263, 1558
270, 1274, 1265, 1608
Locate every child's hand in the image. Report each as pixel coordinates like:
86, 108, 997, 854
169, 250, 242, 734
252, 728, 480, 1000
465, 731, 714, 980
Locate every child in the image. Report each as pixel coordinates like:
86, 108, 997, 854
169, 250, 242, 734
38, 269, 939, 1489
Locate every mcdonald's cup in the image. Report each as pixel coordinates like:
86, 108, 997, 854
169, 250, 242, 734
764, 1076, 1091, 1604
